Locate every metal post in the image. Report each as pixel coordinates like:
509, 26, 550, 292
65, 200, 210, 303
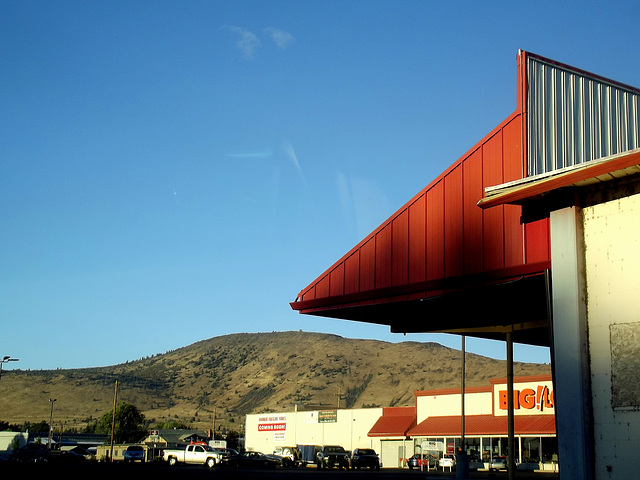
0, 356, 19, 383
507, 332, 515, 480
456, 336, 469, 478
461, 335, 466, 445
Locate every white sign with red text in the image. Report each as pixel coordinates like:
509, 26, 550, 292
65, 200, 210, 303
257, 415, 287, 432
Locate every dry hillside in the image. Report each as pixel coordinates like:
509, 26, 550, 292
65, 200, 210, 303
0, 331, 550, 434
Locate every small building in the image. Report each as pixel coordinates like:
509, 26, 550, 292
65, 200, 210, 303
96, 444, 146, 462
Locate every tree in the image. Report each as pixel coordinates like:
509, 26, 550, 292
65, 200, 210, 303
87, 402, 146, 444
225, 429, 241, 450
153, 420, 190, 430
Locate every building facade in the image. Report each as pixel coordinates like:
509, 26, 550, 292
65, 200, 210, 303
291, 51, 640, 479
245, 374, 557, 469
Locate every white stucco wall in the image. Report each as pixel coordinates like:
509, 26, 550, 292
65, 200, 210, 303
583, 192, 640, 479
416, 391, 492, 422
245, 408, 383, 455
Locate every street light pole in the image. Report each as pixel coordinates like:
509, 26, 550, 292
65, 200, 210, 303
0, 356, 19, 383
48, 398, 57, 450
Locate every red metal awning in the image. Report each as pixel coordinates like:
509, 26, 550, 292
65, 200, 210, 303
407, 414, 556, 437
368, 407, 416, 437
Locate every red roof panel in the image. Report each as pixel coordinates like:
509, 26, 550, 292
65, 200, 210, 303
368, 407, 417, 437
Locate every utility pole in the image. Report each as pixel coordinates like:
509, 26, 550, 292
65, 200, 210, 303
47, 398, 57, 449
335, 388, 345, 409
110, 380, 118, 462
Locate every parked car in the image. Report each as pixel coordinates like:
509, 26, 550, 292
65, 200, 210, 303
163, 444, 223, 468
123, 445, 145, 462
9, 443, 50, 463
439, 454, 456, 470
490, 456, 508, 471
9, 444, 87, 464
350, 448, 380, 470
227, 451, 281, 468
47, 450, 86, 463
214, 447, 239, 464
407, 453, 437, 469
272, 446, 302, 467
517, 459, 540, 471
316, 445, 350, 470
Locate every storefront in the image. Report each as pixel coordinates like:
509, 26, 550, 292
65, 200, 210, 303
405, 375, 557, 470
245, 374, 557, 469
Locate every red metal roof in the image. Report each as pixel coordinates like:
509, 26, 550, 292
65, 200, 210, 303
290, 51, 552, 346
368, 407, 416, 437
407, 414, 556, 437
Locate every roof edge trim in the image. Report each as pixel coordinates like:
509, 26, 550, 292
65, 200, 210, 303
290, 262, 550, 312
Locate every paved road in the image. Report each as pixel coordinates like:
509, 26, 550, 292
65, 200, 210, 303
1, 462, 559, 480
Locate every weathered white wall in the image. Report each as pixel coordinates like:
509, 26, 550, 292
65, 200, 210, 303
0, 431, 27, 455
584, 192, 640, 480
550, 206, 592, 480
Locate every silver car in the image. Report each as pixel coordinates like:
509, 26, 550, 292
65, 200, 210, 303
439, 454, 456, 469
490, 456, 507, 471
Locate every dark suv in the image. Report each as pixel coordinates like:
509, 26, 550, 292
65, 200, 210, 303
350, 448, 380, 470
123, 445, 145, 462
316, 445, 350, 470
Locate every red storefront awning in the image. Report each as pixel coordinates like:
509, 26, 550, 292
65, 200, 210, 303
407, 414, 556, 438
368, 407, 416, 437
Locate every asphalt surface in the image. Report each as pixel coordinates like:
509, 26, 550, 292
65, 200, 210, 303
0, 461, 560, 480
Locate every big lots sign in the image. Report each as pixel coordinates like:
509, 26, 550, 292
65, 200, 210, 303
491, 375, 555, 415
495, 382, 555, 414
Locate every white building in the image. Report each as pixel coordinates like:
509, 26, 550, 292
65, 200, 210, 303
245, 374, 557, 469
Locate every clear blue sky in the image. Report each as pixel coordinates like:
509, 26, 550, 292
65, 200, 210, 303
2, 1, 638, 370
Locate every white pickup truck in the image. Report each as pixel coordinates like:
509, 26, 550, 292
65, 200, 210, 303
162, 444, 223, 468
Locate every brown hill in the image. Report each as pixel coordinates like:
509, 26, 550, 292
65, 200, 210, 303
0, 331, 550, 434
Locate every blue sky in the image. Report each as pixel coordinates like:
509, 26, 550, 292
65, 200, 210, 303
2, 1, 639, 370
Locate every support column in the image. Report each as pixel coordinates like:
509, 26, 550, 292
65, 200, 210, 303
549, 206, 593, 480
456, 336, 469, 478
507, 331, 515, 480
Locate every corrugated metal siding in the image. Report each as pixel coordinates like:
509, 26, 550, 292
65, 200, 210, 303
527, 55, 640, 176
296, 112, 546, 309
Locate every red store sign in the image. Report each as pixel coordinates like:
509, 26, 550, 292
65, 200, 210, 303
258, 423, 286, 432
498, 385, 554, 411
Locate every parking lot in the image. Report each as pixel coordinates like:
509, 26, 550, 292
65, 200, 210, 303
1, 461, 559, 480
